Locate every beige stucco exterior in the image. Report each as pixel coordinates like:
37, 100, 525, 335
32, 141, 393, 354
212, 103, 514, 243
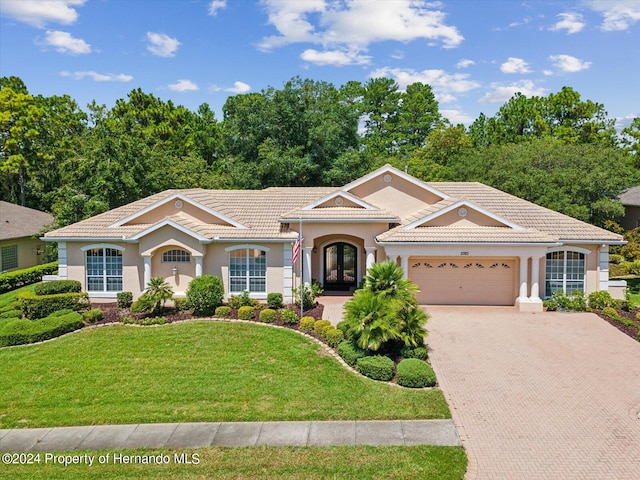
0, 237, 47, 272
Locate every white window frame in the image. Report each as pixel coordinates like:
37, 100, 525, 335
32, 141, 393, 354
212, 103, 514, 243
161, 249, 191, 263
225, 245, 269, 295
1, 244, 18, 272
545, 247, 589, 297
82, 244, 125, 294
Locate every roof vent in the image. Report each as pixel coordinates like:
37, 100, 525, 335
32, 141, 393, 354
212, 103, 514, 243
383, 174, 392, 183
458, 207, 468, 217
175, 200, 183, 209
334, 197, 344, 206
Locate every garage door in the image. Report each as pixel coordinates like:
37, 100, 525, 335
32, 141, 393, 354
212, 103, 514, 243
409, 257, 516, 305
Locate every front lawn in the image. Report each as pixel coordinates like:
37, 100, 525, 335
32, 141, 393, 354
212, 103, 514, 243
0, 321, 450, 428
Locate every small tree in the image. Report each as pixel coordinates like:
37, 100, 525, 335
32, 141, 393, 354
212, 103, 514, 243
144, 277, 173, 314
186, 275, 224, 316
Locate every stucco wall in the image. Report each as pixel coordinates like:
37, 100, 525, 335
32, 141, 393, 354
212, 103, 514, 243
0, 237, 46, 272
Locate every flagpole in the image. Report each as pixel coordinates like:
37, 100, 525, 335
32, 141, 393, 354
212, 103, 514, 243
299, 219, 304, 319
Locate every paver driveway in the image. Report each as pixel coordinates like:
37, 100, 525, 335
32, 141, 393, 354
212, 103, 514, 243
427, 307, 640, 480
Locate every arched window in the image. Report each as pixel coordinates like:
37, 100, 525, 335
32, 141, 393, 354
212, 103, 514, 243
545, 250, 586, 296
229, 247, 267, 293
162, 249, 191, 263
85, 246, 123, 292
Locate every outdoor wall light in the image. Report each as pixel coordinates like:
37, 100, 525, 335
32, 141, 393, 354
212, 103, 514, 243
172, 266, 178, 275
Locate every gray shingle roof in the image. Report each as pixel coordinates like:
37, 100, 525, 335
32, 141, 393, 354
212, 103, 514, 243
0, 201, 54, 241
620, 186, 640, 206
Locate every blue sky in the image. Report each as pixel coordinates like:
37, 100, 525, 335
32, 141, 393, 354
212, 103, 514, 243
1, 0, 639, 128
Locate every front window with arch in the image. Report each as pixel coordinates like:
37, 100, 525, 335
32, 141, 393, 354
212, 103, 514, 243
545, 250, 586, 296
86, 246, 123, 292
229, 247, 267, 293
162, 249, 191, 263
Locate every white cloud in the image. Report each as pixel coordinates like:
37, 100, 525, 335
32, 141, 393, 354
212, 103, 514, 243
208, 0, 227, 16
146, 32, 180, 57
616, 113, 638, 131
60, 71, 133, 82
301, 48, 371, 66
210, 81, 251, 94
478, 80, 548, 104
167, 79, 199, 92
258, 0, 463, 55
370, 67, 480, 104
391, 50, 405, 60
441, 109, 475, 125
548, 54, 591, 72
585, 0, 640, 31
0, 0, 85, 28
457, 59, 475, 69
550, 12, 586, 34
501, 57, 530, 74
41, 30, 90, 54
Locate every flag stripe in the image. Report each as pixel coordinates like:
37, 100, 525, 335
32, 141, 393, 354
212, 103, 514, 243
291, 234, 301, 265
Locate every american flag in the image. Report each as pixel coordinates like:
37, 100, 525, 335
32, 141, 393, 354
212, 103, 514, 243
291, 233, 301, 265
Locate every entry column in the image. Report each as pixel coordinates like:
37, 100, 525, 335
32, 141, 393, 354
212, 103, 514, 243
302, 247, 313, 285
143, 255, 152, 289
400, 256, 409, 279
517, 256, 529, 301
365, 247, 376, 271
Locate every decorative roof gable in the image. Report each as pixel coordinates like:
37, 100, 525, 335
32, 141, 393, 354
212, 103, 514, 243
301, 190, 377, 210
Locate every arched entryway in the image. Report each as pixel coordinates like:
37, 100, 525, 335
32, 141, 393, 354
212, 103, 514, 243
323, 242, 357, 291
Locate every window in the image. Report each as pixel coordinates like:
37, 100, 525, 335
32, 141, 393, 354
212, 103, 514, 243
545, 250, 585, 296
86, 247, 123, 292
229, 248, 266, 293
1, 245, 18, 272
162, 249, 191, 263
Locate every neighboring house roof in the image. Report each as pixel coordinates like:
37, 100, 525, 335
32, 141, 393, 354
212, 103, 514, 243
43, 166, 623, 245
620, 186, 640, 206
0, 201, 53, 241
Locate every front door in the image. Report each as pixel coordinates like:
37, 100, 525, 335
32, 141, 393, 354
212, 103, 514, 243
324, 242, 357, 290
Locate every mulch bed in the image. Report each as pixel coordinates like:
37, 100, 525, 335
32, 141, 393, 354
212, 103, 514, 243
594, 308, 640, 341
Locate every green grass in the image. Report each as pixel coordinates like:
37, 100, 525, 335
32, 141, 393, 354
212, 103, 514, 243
0, 321, 450, 428
0, 445, 467, 480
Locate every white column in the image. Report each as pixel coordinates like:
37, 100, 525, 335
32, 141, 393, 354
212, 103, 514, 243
283, 243, 293, 304
143, 255, 152, 289
365, 247, 376, 271
195, 256, 203, 278
599, 245, 609, 291
57, 241, 68, 280
303, 247, 312, 285
400, 255, 409, 279
388, 255, 398, 265
530, 256, 541, 300
518, 256, 529, 300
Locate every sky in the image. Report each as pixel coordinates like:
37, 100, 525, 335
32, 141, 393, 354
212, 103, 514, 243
0, 0, 639, 128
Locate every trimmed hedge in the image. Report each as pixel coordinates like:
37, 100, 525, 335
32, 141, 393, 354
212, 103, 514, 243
267, 292, 284, 309
18, 292, 90, 320
259, 308, 277, 323
356, 355, 395, 382
0, 310, 84, 347
185, 275, 224, 316
280, 309, 299, 325
400, 345, 428, 361
396, 358, 436, 388
299, 315, 315, 332
314, 319, 331, 337
34, 280, 81, 296
238, 305, 256, 320
337, 341, 368, 367
214, 306, 231, 318
323, 327, 344, 348
82, 309, 104, 324
0, 309, 21, 320
0, 261, 59, 294
117, 291, 133, 308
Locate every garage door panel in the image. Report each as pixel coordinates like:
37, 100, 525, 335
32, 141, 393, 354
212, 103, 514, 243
410, 258, 516, 305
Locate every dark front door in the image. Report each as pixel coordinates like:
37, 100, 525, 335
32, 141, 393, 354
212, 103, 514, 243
324, 242, 357, 290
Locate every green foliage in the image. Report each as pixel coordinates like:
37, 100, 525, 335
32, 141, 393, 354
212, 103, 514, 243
267, 292, 284, 309
551, 290, 588, 312
396, 358, 436, 388
621, 227, 640, 261
588, 291, 616, 310
173, 297, 189, 311
0, 310, 83, 347
335, 320, 350, 339
0, 262, 58, 294
185, 275, 224, 316
601, 306, 620, 320
356, 355, 395, 382
116, 291, 133, 308
299, 315, 315, 332
214, 306, 231, 318
0, 309, 21, 319
18, 291, 89, 320
543, 299, 559, 311
279, 309, 299, 325
34, 280, 81, 296
400, 345, 428, 361
121, 316, 168, 326
143, 277, 174, 314
130, 294, 155, 314
313, 319, 332, 337
337, 341, 369, 367
237, 306, 256, 321
259, 308, 277, 323
627, 260, 640, 276
323, 327, 344, 348
228, 290, 258, 309
293, 280, 323, 309
82, 309, 104, 323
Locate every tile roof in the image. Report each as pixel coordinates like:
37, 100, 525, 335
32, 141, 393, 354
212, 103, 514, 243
0, 201, 54, 241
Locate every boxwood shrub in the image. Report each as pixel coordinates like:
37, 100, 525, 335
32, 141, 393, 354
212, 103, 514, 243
400, 345, 428, 361
299, 315, 315, 332
337, 341, 368, 367
259, 308, 277, 323
0, 310, 84, 347
323, 327, 344, 348
356, 355, 395, 382
238, 305, 256, 320
214, 306, 231, 318
313, 319, 331, 337
0, 261, 58, 294
18, 292, 90, 320
267, 292, 284, 309
34, 280, 81, 296
396, 358, 436, 388
279, 309, 299, 325
82, 309, 104, 324
116, 291, 133, 308
185, 275, 224, 315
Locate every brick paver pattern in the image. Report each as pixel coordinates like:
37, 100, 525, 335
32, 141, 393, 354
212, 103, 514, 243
427, 307, 640, 480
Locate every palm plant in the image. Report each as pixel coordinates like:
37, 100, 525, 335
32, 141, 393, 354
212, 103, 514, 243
343, 289, 401, 351
364, 260, 418, 305
145, 276, 174, 314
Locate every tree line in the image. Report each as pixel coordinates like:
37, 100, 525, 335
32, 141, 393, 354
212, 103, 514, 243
1, 75, 638, 230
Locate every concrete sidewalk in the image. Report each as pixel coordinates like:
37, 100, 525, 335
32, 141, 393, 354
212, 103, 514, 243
0, 420, 460, 452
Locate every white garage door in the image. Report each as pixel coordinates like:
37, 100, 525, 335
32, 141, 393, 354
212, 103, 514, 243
409, 257, 517, 306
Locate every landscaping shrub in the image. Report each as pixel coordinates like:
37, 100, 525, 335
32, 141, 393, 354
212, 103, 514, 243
0, 304, 17, 314
337, 341, 368, 367
299, 315, 315, 332
228, 290, 258, 309
0, 310, 83, 347
214, 306, 231, 318
627, 259, 640, 276
543, 299, 559, 311
267, 292, 284, 309
400, 345, 428, 361
173, 297, 189, 311
259, 308, 277, 323
551, 290, 588, 311
18, 292, 90, 320
34, 280, 81, 296
356, 355, 395, 382
238, 306, 256, 320
293, 281, 323, 309
336, 320, 349, 337
0, 309, 21, 320
614, 299, 631, 311
130, 294, 155, 314
134, 277, 173, 315
314, 319, 331, 337
0, 261, 58, 294
323, 327, 344, 348
588, 291, 616, 310
185, 275, 224, 315
82, 309, 104, 324
396, 358, 436, 388
601, 307, 621, 320
116, 291, 133, 308
636, 312, 640, 322
280, 309, 299, 325
121, 316, 167, 326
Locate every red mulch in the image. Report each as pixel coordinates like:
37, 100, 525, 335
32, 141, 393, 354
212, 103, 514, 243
594, 308, 640, 341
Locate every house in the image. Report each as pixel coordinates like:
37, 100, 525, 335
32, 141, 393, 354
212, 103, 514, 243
43, 165, 624, 311
0, 201, 54, 273
619, 186, 640, 231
